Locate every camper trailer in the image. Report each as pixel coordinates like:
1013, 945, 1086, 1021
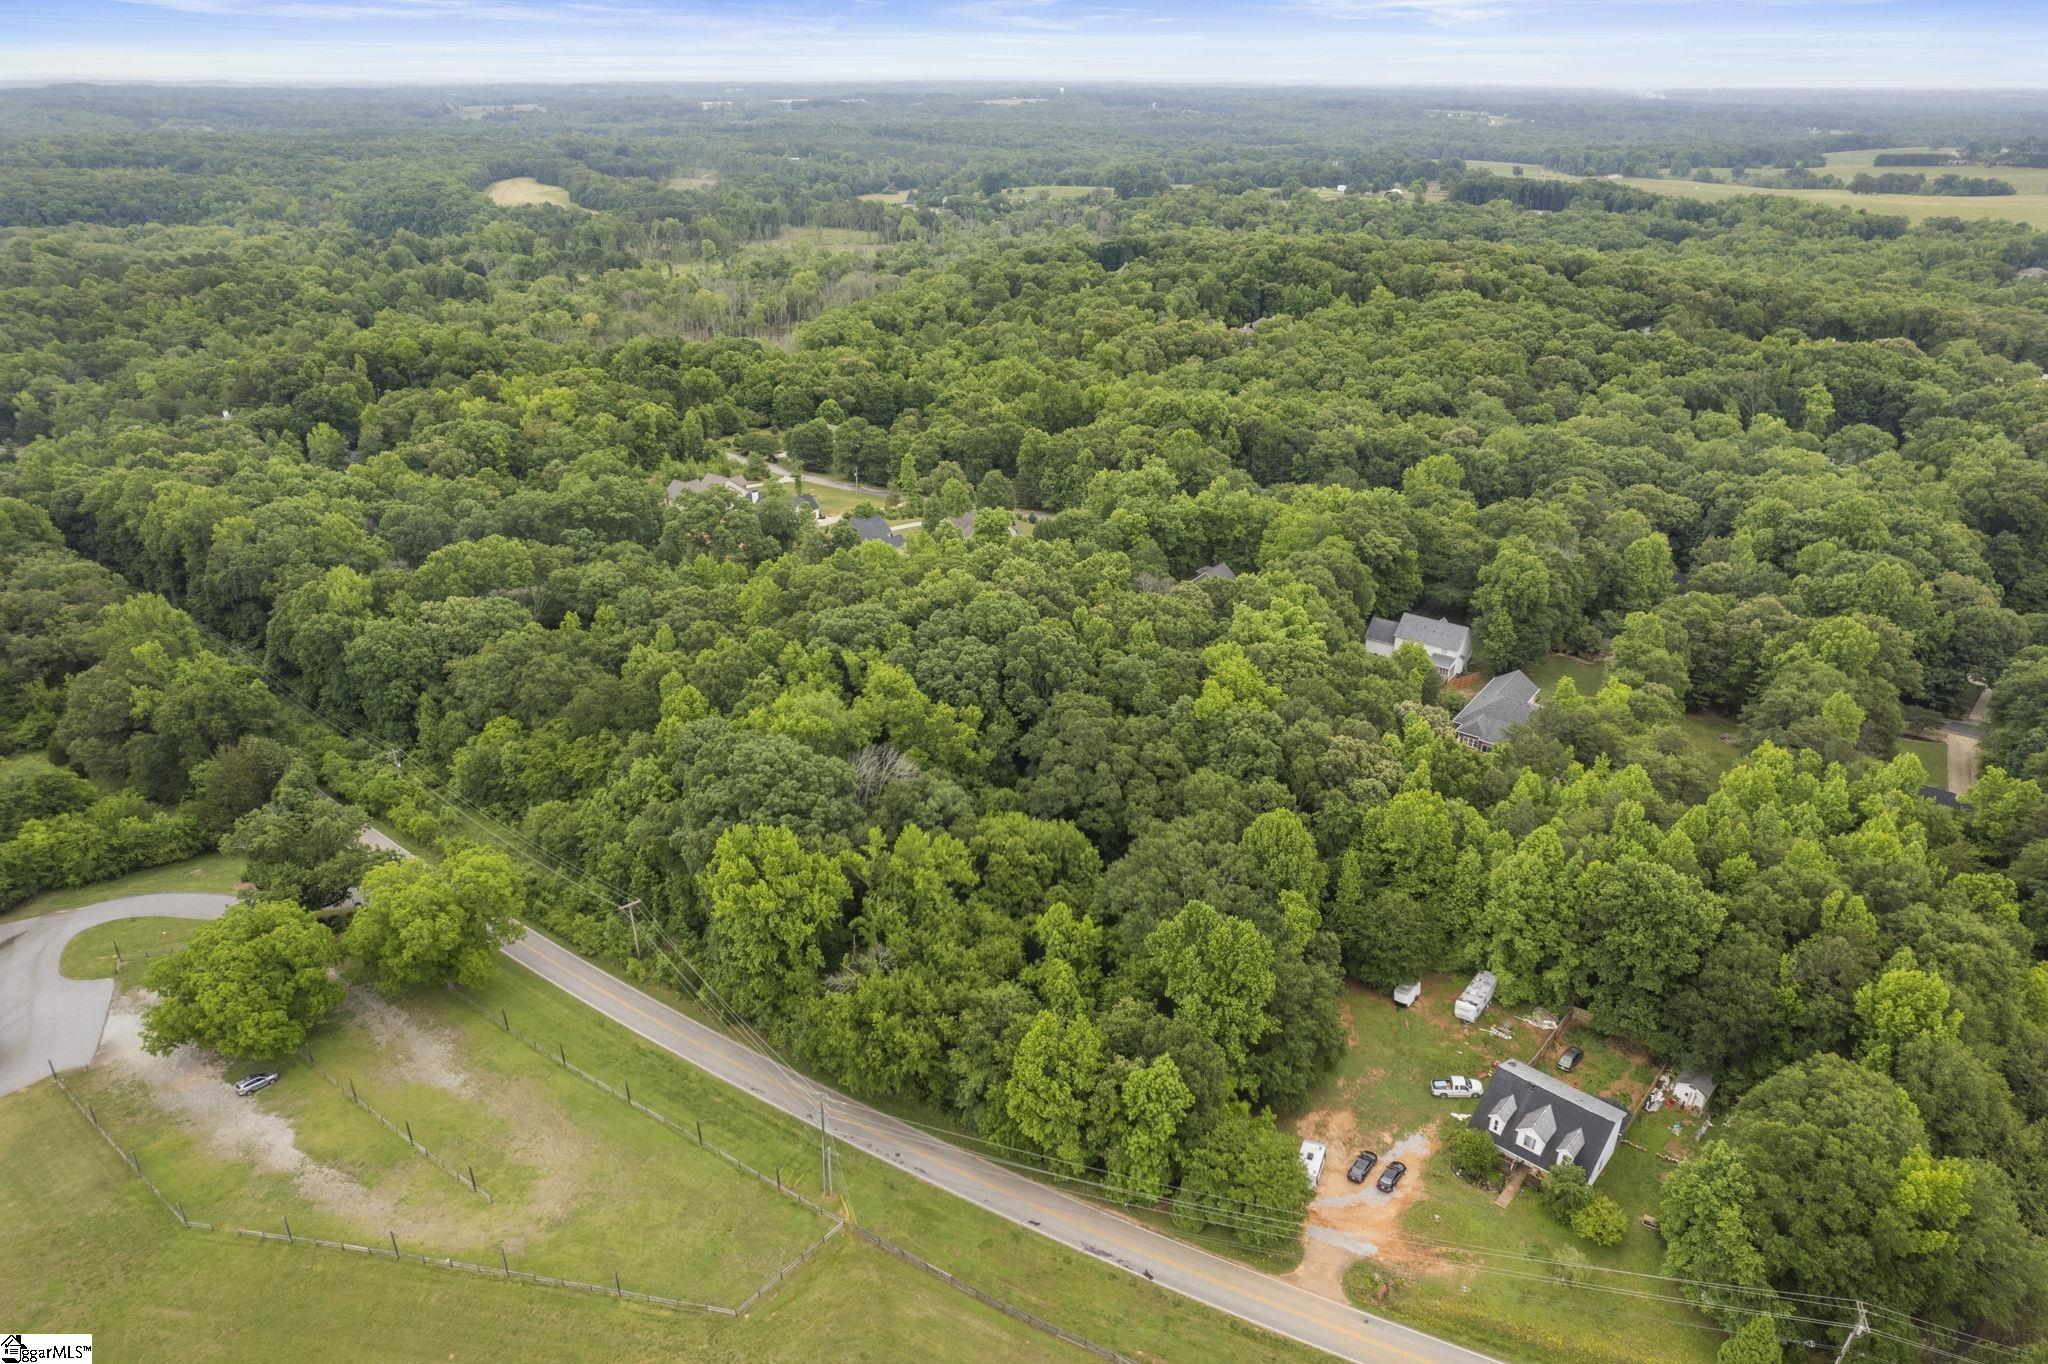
1454, 970, 1498, 1023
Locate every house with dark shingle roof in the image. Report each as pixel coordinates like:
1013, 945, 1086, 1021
1469, 1060, 1629, 1184
1365, 612, 1471, 677
1453, 669, 1541, 751
849, 515, 906, 550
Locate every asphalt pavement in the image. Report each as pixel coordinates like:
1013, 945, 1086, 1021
503, 929, 1499, 1364
0, 892, 231, 1096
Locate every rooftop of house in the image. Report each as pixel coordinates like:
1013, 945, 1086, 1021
1397, 612, 1471, 655
1366, 616, 1399, 647
1470, 1059, 1629, 1180
1675, 1070, 1718, 1099
1191, 561, 1237, 582
849, 515, 905, 548
1454, 669, 1541, 747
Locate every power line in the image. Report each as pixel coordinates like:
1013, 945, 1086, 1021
823, 1097, 2024, 1359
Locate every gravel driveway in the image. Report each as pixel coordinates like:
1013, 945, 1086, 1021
0, 892, 232, 1097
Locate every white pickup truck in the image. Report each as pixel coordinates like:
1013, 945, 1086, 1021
1430, 1075, 1483, 1098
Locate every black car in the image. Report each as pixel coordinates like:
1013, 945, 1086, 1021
1376, 1160, 1407, 1193
1346, 1151, 1378, 1183
1557, 1046, 1585, 1073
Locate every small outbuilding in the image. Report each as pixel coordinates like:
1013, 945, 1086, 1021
1671, 1071, 1717, 1113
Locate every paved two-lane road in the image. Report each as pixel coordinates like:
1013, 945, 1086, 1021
504, 930, 1497, 1364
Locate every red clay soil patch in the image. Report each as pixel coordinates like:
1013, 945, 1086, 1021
1287, 1119, 1444, 1301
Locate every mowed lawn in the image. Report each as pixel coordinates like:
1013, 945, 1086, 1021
1898, 736, 1950, 789
1380, 1139, 1718, 1364
0, 1079, 1079, 1363
65, 970, 831, 1307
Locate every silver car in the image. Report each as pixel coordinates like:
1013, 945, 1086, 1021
233, 1071, 279, 1096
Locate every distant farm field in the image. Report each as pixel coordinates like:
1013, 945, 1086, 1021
1006, 184, 1105, 199
486, 177, 573, 208
858, 189, 914, 204
1464, 153, 2048, 228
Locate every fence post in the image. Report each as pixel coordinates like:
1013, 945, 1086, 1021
624, 1079, 631, 1106
501, 1007, 509, 1031
500, 1244, 510, 1276
614, 1270, 623, 1297
177, 1202, 187, 1227
285, 1217, 293, 1244
349, 1077, 358, 1101
389, 1230, 401, 1260
405, 1119, 414, 1148
88, 1104, 97, 1127
468, 1164, 478, 1193
113, 940, 122, 970
558, 1041, 566, 1067
776, 1167, 781, 1191
696, 1120, 702, 1147
48, 1059, 56, 1078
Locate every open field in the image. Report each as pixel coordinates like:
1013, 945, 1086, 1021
667, 170, 719, 190
18, 896, 1327, 1364
1005, 184, 1106, 199
0, 1077, 1076, 1363
4, 852, 245, 923
65, 977, 830, 1306
858, 189, 914, 203
486, 177, 573, 208
1464, 154, 2048, 228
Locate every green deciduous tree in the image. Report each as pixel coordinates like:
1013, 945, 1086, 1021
341, 847, 525, 994
142, 900, 343, 1059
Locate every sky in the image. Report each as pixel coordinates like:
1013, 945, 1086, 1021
6, 0, 2048, 89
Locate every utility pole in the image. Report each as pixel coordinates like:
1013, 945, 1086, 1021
619, 898, 642, 956
1833, 1301, 1869, 1363
819, 1097, 833, 1197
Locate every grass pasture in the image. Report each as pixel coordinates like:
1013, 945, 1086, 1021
667, 170, 719, 190
0, 1080, 1073, 1363
64, 972, 831, 1309
486, 176, 573, 208
858, 189, 915, 204
1000, 184, 1106, 200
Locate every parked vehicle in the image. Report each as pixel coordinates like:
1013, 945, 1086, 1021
1556, 1046, 1584, 1072
233, 1072, 279, 1096
1347, 1151, 1379, 1183
1299, 1140, 1327, 1187
1430, 1075, 1482, 1098
1391, 981, 1422, 1008
1376, 1161, 1408, 1193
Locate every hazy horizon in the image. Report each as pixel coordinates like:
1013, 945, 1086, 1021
9, 1, 2048, 91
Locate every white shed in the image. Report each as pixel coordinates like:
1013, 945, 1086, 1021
1672, 1071, 1717, 1112
1454, 970, 1498, 1023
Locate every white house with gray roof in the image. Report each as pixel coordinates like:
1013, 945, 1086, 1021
1469, 1059, 1629, 1184
1365, 612, 1472, 678
1453, 669, 1541, 751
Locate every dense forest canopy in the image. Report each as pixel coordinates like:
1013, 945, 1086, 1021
5, 83, 2048, 1353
